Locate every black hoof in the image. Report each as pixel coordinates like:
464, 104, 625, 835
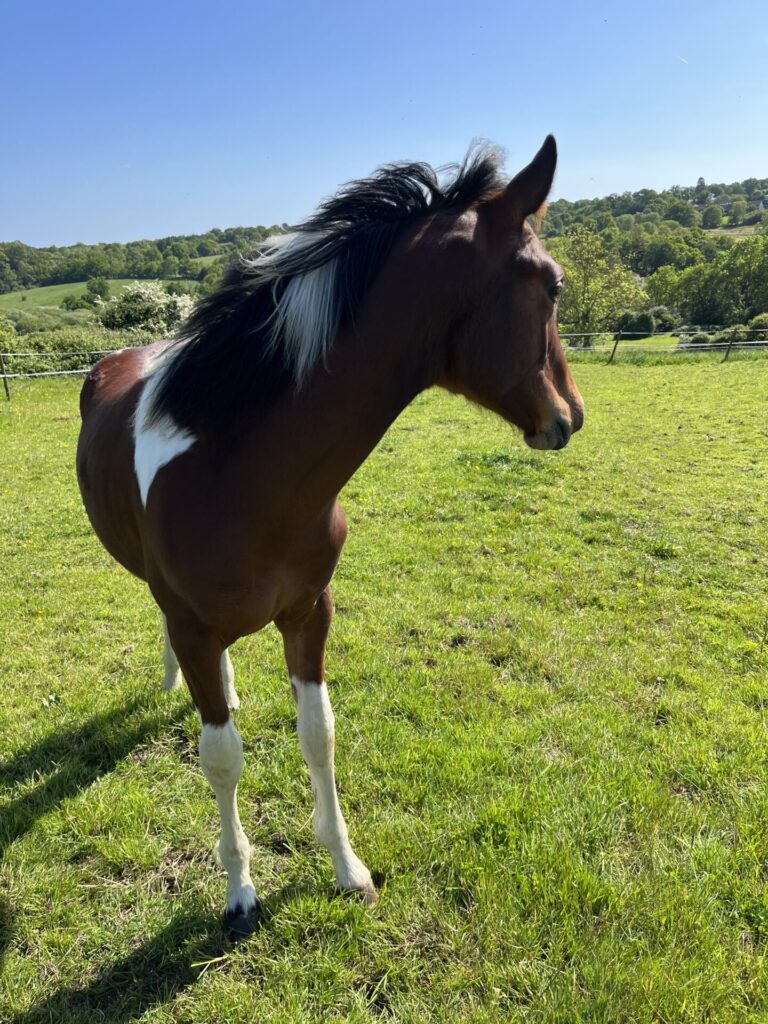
224, 898, 262, 939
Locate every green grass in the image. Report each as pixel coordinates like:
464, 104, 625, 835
710, 224, 760, 240
1, 364, 768, 1022
189, 255, 224, 267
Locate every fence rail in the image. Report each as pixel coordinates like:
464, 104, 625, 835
2, 328, 768, 398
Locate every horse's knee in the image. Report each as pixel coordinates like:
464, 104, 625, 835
199, 719, 243, 791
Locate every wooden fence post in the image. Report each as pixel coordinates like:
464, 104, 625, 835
722, 331, 735, 362
608, 332, 621, 364
0, 351, 10, 400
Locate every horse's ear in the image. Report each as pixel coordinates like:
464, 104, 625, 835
503, 135, 557, 226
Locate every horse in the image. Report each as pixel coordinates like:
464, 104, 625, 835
76, 135, 584, 935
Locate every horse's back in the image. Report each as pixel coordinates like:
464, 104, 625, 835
79, 343, 164, 418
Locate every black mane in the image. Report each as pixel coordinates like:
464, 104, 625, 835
150, 146, 506, 436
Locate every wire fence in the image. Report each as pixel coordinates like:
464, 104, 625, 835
0, 348, 122, 398
561, 328, 768, 362
2, 328, 768, 399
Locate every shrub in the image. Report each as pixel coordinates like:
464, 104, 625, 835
675, 324, 721, 337
97, 281, 194, 332
615, 309, 655, 339
649, 306, 681, 331
85, 277, 111, 303
747, 312, 768, 336
5, 310, 89, 334
165, 280, 198, 297
723, 325, 746, 341
710, 326, 748, 348
687, 333, 711, 346
60, 293, 90, 311
0, 317, 14, 349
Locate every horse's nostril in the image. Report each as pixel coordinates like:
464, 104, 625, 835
554, 417, 571, 449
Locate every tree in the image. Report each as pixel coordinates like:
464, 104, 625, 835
664, 200, 700, 227
702, 205, 723, 229
673, 264, 741, 323
85, 277, 110, 303
730, 200, 747, 226
549, 227, 646, 336
722, 235, 768, 320
161, 254, 180, 279
643, 266, 680, 308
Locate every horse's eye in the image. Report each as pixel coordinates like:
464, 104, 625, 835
549, 281, 564, 303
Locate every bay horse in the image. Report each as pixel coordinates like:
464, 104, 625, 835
76, 136, 584, 935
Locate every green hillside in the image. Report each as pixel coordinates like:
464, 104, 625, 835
0, 279, 178, 314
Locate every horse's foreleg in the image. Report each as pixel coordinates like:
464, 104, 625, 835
166, 616, 260, 935
278, 588, 377, 905
162, 613, 239, 710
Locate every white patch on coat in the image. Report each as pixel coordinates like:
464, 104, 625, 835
221, 649, 240, 711
292, 678, 375, 899
133, 356, 196, 507
160, 614, 182, 691
199, 720, 258, 915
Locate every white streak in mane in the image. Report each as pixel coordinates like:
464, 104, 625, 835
134, 352, 196, 506
241, 231, 341, 383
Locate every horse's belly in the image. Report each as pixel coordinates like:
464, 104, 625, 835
77, 349, 149, 579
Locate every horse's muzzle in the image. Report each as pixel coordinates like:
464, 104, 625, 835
523, 412, 579, 451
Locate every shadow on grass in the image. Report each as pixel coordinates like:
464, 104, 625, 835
10, 881, 314, 1024
0, 697, 185, 858
1, 698, 326, 1020
0, 894, 14, 973
10, 907, 226, 1024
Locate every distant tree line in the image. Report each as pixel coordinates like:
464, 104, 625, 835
538, 174, 768, 336
0, 224, 286, 295
549, 224, 768, 336
645, 234, 768, 325
543, 174, 768, 238
4, 170, 768, 341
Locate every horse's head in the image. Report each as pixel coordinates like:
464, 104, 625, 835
435, 136, 583, 450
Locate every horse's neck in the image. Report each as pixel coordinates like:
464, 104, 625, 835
265, 323, 427, 509
233, 235, 449, 516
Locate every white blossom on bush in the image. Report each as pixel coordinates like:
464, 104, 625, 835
97, 281, 195, 333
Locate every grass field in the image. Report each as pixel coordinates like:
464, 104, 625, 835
710, 224, 760, 240
189, 255, 224, 268
0, 280, 131, 313
0, 280, 178, 318
1, 363, 768, 1022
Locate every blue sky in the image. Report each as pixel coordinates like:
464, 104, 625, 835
2, 0, 766, 246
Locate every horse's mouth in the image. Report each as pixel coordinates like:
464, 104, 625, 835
523, 417, 572, 451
